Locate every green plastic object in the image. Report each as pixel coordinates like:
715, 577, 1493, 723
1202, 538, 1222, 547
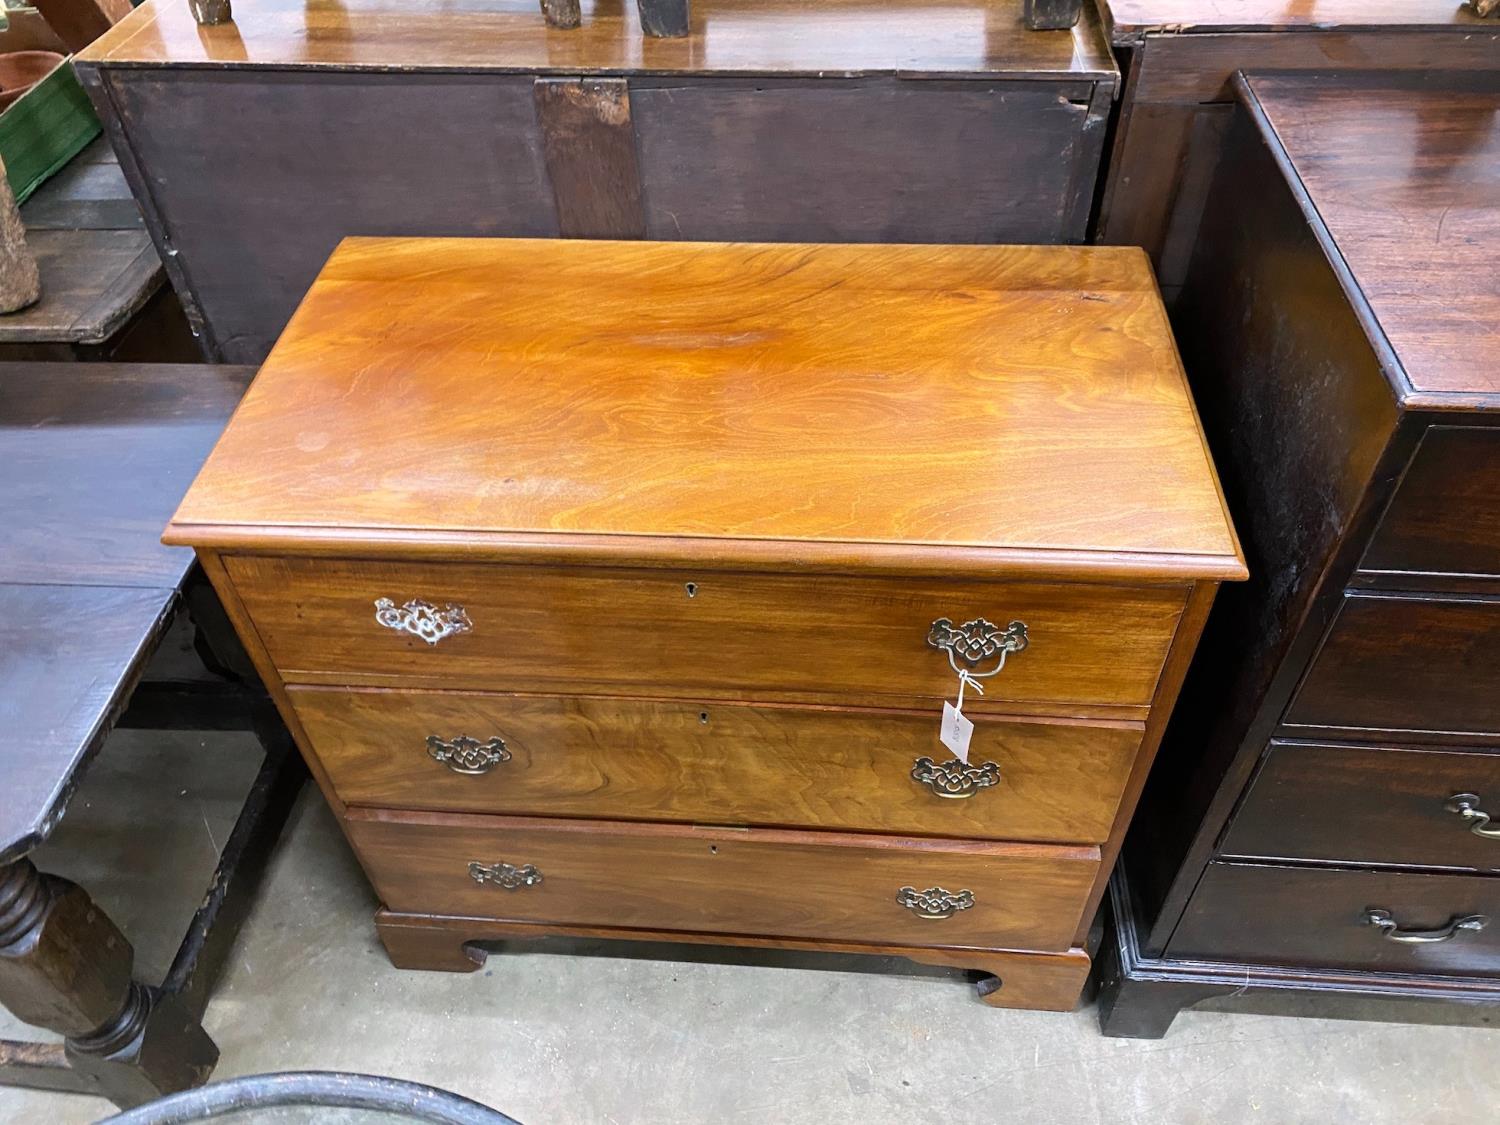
1, 58, 101, 204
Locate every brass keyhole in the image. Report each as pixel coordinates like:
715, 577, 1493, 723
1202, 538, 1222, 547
685, 582, 698, 598
699, 711, 709, 724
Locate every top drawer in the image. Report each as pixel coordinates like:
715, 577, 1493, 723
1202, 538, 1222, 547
1362, 427, 1500, 583
225, 556, 1185, 711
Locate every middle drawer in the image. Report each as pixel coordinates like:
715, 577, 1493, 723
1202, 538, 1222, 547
290, 687, 1143, 843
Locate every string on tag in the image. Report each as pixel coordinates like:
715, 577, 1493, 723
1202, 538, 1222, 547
955, 669, 985, 712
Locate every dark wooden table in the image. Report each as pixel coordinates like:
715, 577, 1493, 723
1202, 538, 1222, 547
0, 363, 302, 1107
0, 140, 196, 361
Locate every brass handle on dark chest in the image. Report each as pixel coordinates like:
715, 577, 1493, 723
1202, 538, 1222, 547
1362, 908, 1487, 944
897, 885, 975, 920
1445, 793, 1500, 839
428, 734, 510, 775
911, 757, 1000, 799
468, 861, 542, 889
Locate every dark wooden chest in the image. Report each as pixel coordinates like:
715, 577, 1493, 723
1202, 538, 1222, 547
1099, 71, 1500, 1037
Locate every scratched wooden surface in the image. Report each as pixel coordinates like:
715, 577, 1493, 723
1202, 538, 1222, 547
1249, 74, 1500, 401
78, 0, 1115, 77
166, 238, 1243, 581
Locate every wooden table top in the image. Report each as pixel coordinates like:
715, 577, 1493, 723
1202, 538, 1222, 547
1245, 73, 1500, 406
1101, 0, 1491, 35
0, 363, 253, 861
167, 238, 1244, 582
78, 0, 1116, 80
0, 141, 163, 346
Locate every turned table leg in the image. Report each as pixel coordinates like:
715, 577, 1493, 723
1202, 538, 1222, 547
0, 858, 218, 1107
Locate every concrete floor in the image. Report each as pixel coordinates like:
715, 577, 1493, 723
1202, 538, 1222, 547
4, 726, 1499, 1125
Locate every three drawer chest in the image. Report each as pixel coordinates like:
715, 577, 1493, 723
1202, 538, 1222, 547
167, 238, 1244, 1010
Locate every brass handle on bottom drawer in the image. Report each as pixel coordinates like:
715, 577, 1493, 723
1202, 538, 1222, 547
911, 757, 1000, 799
427, 734, 511, 775
1362, 908, 1488, 944
897, 886, 975, 920
374, 597, 472, 645
468, 861, 542, 889
1444, 793, 1500, 839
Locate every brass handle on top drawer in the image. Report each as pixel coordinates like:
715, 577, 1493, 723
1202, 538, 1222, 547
374, 597, 472, 645
896, 886, 975, 920
911, 757, 1000, 799
1362, 908, 1488, 944
468, 861, 542, 889
1444, 793, 1500, 839
927, 618, 1028, 680
427, 735, 511, 775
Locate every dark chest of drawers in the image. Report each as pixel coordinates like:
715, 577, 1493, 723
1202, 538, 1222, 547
166, 237, 1242, 1012
1098, 72, 1500, 1037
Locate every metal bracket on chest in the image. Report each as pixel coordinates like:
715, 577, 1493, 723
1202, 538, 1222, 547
927, 618, 1028, 680
468, 861, 543, 889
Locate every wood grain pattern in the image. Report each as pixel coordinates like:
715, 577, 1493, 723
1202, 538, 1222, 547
226, 555, 1187, 711
374, 909, 1094, 1010
345, 809, 1099, 950
1170, 862, 1500, 977
166, 239, 1243, 582
78, 0, 1117, 78
288, 686, 1143, 843
1250, 74, 1500, 402
1224, 740, 1500, 872
0, 363, 252, 588
1285, 593, 1500, 739
1362, 426, 1500, 581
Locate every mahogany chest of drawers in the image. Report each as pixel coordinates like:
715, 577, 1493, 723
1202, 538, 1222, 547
1099, 73, 1500, 1036
167, 237, 1243, 1010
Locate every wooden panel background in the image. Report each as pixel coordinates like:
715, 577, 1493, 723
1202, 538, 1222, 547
100, 71, 557, 363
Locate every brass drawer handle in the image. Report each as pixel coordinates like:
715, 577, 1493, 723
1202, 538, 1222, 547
427, 735, 510, 775
1445, 793, 1500, 839
927, 618, 1028, 679
911, 756, 1000, 799
896, 885, 975, 920
1362, 908, 1488, 944
374, 597, 472, 645
468, 861, 542, 889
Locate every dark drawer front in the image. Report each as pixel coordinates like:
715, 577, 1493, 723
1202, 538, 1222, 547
631, 80, 1097, 245
1170, 863, 1500, 976
1285, 593, 1500, 737
1223, 741, 1500, 872
1362, 427, 1500, 582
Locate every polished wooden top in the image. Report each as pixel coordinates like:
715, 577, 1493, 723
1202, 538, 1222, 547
1247, 73, 1500, 405
167, 239, 1242, 581
1102, 0, 1490, 35
78, 0, 1115, 79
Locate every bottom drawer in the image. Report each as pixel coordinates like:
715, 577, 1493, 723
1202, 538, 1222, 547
346, 809, 1098, 951
1170, 862, 1500, 976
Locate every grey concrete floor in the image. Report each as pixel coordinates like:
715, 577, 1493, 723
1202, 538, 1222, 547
3, 727, 1498, 1125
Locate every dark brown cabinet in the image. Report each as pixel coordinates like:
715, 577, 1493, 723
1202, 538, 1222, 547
1097, 72, 1500, 1038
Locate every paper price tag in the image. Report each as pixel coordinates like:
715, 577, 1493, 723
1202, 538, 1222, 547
940, 700, 974, 764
